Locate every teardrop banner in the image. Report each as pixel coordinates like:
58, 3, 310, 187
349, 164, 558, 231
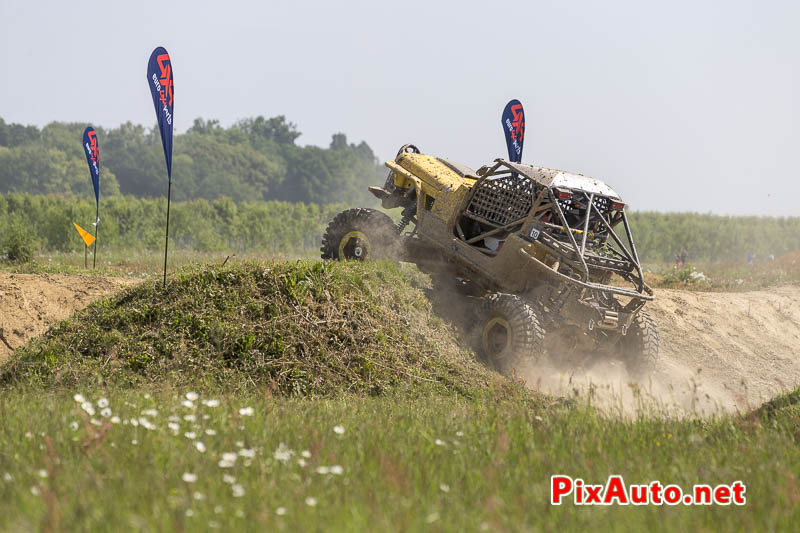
82, 126, 100, 268
146, 46, 175, 287
501, 99, 525, 163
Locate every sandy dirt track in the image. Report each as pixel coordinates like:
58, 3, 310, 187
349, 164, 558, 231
526, 286, 800, 415
0, 271, 134, 362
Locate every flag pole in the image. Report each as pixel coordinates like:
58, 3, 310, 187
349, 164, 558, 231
84, 243, 88, 269
163, 179, 171, 287
92, 205, 99, 269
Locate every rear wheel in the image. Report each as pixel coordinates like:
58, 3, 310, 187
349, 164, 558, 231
620, 311, 659, 377
480, 293, 545, 376
321, 208, 398, 261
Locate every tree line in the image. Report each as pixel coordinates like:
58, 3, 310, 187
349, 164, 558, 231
0, 116, 385, 206
1, 193, 798, 263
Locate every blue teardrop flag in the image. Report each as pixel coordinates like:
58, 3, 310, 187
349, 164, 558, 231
501, 99, 525, 163
82, 127, 100, 208
147, 46, 175, 179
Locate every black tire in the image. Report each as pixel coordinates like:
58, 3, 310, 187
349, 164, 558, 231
321, 208, 398, 261
480, 293, 545, 376
620, 311, 659, 377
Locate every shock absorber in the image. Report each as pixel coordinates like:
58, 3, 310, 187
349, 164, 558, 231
396, 203, 417, 233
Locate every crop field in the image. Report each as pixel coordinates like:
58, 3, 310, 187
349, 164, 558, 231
1, 257, 799, 531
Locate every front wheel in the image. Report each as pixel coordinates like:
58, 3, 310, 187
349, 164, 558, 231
321, 208, 398, 261
480, 293, 545, 376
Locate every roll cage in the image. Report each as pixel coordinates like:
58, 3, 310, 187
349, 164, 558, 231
455, 159, 652, 301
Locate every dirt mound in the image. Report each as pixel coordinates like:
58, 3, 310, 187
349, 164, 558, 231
0, 271, 133, 362
0, 262, 516, 400
523, 286, 800, 416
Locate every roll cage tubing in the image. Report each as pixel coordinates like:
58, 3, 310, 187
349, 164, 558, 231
464, 159, 652, 300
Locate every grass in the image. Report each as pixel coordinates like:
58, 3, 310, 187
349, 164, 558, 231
3, 257, 800, 530
645, 251, 800, 292
1, 249, 317, 278
2, 389, 800, 531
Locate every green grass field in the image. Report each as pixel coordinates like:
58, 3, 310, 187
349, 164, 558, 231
2, 259, 800, 531
2, 390, 800, 531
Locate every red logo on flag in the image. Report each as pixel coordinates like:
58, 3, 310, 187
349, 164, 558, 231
157, 54, 174, 107
510, 104, 524, 142
87, 130, 99, 163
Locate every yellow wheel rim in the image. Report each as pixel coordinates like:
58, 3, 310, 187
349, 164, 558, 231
338, 231, 370, 260
482, 317, 511, 358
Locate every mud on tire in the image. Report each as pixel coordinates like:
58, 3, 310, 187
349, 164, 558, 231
479, 293, 545, 376
321, 208, 398, 261
620, 311, 659, 377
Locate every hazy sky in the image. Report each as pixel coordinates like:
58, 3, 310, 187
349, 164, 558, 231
1, 0, 797, 215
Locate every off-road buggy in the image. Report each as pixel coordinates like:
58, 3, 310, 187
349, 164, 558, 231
321, 144, 658, 376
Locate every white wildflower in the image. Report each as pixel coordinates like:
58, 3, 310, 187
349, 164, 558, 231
100, 408, 112, 418
185, 509, 194, 517
141, 409, 158, 417
305, 497, 317, 507
273, 443, 294, 463
131, 439, 138, 445
315, 466, 330, 475
297, 459, 307, 467
439, 483, 450, 493
219, 452, 238, 468
97, 398, 109, 409
455, 431, 464, 437
205, 429, 217, 436
69, 421, 79, 431
214, 505, 223, 514
231, 484, 245, 498
73, 393, 85, 403
184, 432, 197, 440
239, 448, 255, 459
81, 402, 95, 416
138, 418, 156, 430
90, 418, 102, 426
202, 399, 220, 407
330, 465, 344, 475
238, 407, 254, 417
195, 442, 207, 453
301, 450, 311, 458
110, 416, 121, 424
186, 392, 199, 401
193, 492, 206, 501
168, 415, 180, 422
168, 422, 180, 433
333, 425, 345, 435
222, 474, 236, 485
30, 486, 40, 496
130, 419, 139, 427
434, 439, 445, 446
276, 507, 287, 516
235, 441, 244, 448
183, 414, 197, 422
37, 469, 48, 478
182, 472, 197, 483
3, 472, 12, 482
181, 400, 194, 409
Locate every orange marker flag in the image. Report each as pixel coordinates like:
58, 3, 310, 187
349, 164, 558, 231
73, 222, 97, 247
